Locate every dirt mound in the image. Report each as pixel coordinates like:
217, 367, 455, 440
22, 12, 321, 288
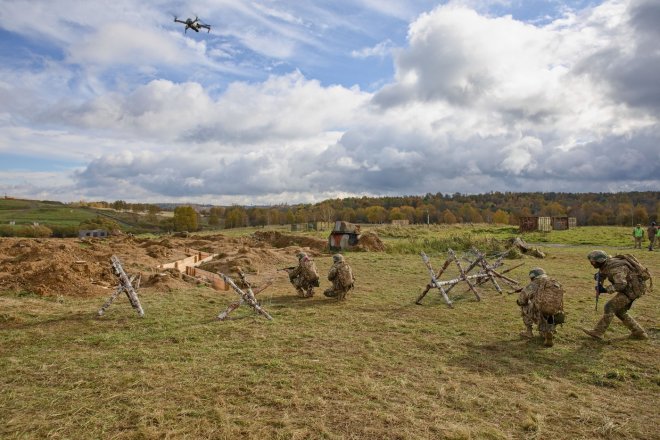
0, 231, 339, 298
252, 231, 328, 252
142, 268, 191, 292
354, 232, 386, 252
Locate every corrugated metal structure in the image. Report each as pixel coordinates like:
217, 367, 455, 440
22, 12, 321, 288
391, 219, 410, 226
568, 217, 577, 228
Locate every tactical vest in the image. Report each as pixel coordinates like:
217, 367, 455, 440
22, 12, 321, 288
633, 228, 643, 237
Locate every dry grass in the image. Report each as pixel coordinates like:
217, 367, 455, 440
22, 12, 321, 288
1, 234, 659, 439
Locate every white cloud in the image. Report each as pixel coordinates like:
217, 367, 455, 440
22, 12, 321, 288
351, 40, 394, 59
67, 23, 201, 67
1, 0, 658, 203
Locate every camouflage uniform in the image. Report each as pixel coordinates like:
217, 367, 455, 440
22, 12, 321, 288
288, 252, 319, 298
323, 254, 355, 300
517, 268, 563, 347
583, 251, 649, 340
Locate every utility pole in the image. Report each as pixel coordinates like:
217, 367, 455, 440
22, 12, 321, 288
631, 205, 634, 227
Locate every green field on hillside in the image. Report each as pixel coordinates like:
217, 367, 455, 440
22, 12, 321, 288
0, 199, 97, 226
1, 227, 658, 439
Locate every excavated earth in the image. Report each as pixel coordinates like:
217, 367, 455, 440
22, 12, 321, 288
0, 232, 332, 297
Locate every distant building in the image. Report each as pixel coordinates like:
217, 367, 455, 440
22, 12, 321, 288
391, 219, 410, 226
551, 216, 569, 230
78, 229, 108, 238
519, 216, 577, 232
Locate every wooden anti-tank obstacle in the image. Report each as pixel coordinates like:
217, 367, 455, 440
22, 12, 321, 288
98, 255, 145, 317
416, 248, 522, 308
217, 269, 273, 321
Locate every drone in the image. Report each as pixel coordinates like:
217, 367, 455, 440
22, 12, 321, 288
174, 16, 211, 33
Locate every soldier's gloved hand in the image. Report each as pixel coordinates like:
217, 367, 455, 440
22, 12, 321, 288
593, 273, 600, 281
598, 285, 607, 293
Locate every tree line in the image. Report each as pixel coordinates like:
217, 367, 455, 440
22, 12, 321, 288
77, 191, 659, 232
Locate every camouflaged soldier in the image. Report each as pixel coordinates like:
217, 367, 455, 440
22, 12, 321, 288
517, 267, 565, 347
288, 252, 320, 298
582, 250, 650, 340
323, 254, 355, 300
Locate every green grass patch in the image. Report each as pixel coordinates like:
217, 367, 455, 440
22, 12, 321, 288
1, 227, 658, 439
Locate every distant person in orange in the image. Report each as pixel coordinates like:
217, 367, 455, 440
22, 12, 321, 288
632, 224, 644, 249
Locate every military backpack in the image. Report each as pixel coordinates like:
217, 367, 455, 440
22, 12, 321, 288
537, 278, 564, 316
612, 254, 653, 300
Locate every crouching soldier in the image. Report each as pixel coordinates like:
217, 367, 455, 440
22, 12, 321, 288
287, 252, 320, 298
583, 250, 651, 340
517, 267, 565, 347
323, 254, 355, 300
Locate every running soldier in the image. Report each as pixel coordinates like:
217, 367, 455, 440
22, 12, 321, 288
517, 267, 565, 347
583, 250, 651, 340
323, 254, 355, 300
287, 252, 320, 298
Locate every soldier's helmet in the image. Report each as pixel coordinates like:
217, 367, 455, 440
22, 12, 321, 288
332, 254, 344, 263
528, 267, 546, 280
297, 251, 307, 260
587, 250, 609, 263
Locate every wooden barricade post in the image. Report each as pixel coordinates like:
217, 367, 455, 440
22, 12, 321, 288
97, 255, 144, 317
417, 248, 521, 307
217, 269, 273, 321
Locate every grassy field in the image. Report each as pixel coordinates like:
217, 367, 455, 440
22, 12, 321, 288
0, 199, 98, 226
1, 228, 659, 439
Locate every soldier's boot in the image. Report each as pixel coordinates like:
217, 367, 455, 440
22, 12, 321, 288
542, 332, 554, 347
519, 325, 533, 339
305, 287, 315, 298
621, 315, 649, 340
582, 313, 613, 340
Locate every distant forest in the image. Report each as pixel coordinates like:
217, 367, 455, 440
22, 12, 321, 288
83, 192, 659, 230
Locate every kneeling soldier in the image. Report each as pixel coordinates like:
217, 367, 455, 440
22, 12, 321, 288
287, 252, 320, 298
517, 267, 565, 347
323, 254, 355, 300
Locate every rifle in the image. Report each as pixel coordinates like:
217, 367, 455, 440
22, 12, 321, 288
508, 286, 524, 295
277, 266, 296, 272
594, 272, 604, 311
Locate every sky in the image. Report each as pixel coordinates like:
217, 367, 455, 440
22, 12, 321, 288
0, 0, 658, 205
